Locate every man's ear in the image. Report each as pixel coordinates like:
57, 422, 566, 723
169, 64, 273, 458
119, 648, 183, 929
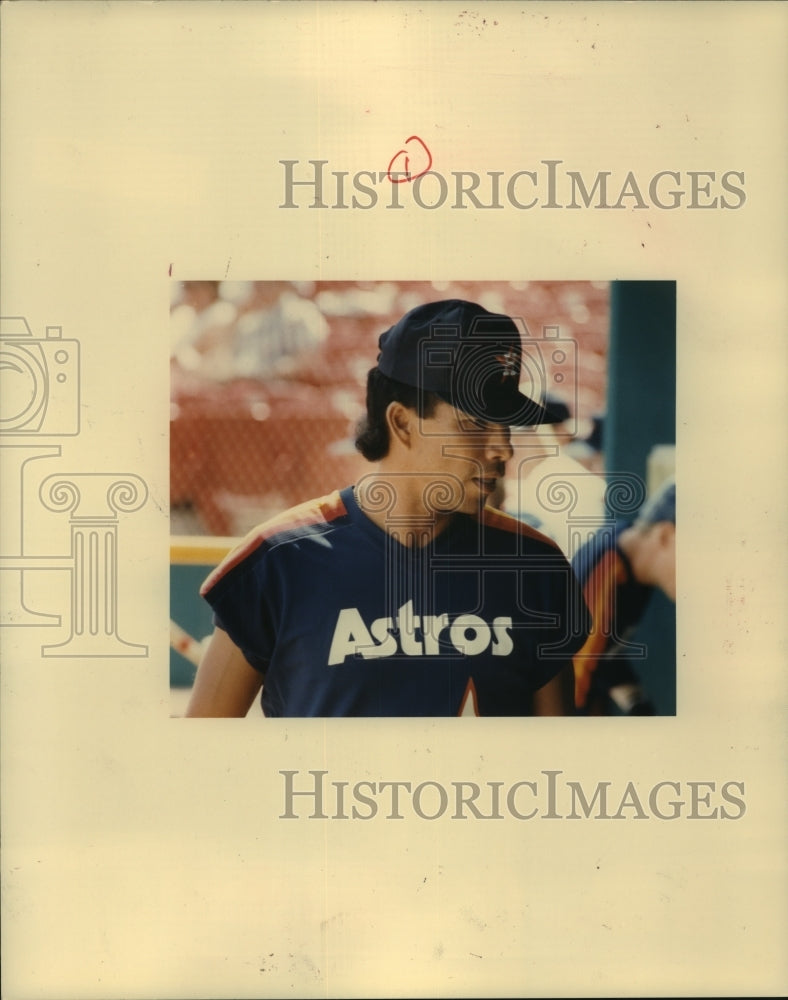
386, 401, 413, 448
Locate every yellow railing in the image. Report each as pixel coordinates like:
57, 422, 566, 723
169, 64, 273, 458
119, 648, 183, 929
170, 536, 240, 670
170, 535, 239, 566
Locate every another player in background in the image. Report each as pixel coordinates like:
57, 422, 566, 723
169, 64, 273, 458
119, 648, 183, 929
185, 299, 591, 718
571, 477, 676, 715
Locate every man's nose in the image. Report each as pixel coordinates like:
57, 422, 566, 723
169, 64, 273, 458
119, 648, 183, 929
486, 425, 514, 463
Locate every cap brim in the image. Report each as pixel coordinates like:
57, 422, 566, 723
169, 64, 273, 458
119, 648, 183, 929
491, 391, 556, 426
441, 388, 556, 426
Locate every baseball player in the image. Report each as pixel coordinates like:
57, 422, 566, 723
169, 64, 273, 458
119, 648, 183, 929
571, 477, 676, 714
185, 299, 591, 717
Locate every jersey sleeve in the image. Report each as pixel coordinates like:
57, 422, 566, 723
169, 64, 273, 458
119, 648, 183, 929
200, 543, 279, 675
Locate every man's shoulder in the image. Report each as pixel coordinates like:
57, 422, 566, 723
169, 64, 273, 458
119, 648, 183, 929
200, 489, 351, 597
479, 506, 566, 555
254, 489, 351, 544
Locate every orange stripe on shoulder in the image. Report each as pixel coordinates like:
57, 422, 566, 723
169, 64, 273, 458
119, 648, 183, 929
481, 506, 563, 551
200, 490, 347, 596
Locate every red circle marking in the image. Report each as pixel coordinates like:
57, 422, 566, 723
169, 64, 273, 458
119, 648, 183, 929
387, 135, 433, 183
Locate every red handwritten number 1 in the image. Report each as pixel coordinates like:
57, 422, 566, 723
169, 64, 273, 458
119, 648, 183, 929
386, 136, 432, 183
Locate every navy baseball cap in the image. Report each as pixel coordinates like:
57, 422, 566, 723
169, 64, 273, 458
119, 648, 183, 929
376, 299, 554, 426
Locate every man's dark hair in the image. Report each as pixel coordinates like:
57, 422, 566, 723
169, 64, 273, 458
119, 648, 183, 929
354, 368, 440, 461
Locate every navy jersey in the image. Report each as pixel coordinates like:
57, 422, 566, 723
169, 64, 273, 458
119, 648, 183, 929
201, 486, 590, 717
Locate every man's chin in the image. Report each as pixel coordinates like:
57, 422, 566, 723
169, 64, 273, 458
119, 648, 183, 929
461, 489, 491, 515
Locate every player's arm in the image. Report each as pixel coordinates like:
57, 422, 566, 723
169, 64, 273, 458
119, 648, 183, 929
531, 662, 575, 716
184, 626, 263, 718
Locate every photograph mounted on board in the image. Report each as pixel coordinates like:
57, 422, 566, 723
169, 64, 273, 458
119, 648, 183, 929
169, 280, 676, 719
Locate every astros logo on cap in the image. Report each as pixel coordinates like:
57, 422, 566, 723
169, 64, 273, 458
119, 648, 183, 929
494, 348, 519, 383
